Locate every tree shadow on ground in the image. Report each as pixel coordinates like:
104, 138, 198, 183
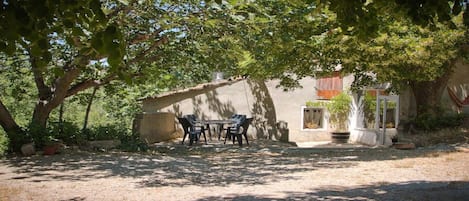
196, 181, 469, 201
0, 143, 462, 188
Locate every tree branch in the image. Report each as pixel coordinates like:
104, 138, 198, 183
127, 36, 169, 66
29, 51, 51, 100
66, 75, 117, 98
46, 67, 81, 109
129, 29, 164, 45
0, 99, 21, 131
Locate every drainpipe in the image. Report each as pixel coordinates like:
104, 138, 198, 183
375, 89, 380, 130
382, 98, 387, 145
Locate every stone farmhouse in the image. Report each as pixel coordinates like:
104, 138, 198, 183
134, 60, 469, 146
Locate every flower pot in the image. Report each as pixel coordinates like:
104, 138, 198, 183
331, 131, 350, 144
43, 145, 59, 155
393, 142, 416, 150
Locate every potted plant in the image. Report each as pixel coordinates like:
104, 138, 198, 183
43, 139, 64, 155
363, 93, 376, 129
326, 91, 352, 143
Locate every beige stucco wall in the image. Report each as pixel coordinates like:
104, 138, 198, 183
136, 61, 468, 144
139, 77, 355, 143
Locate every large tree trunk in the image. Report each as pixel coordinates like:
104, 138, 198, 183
0, 100, 25, 152
0, 100, 21, 133
409, 62, 454, 117
27, 54, 84, 147
29, 101, 57, 145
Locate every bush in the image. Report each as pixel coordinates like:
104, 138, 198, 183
0, 130, 9, 156
413, 113, 466, 131
118, 134, 148, 152
24, 121, 148, 152
86, 125, 148, 152
85, 125, 130, 141
326, 92, 352, 131
48, 121, 83, 145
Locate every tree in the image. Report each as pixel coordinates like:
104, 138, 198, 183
322, 0, 469, 116
0, 0, 244, 150
229, 0, 468, 117
324, 0, 469, 38
348, 19, 466, 116
1, 0, 125, 149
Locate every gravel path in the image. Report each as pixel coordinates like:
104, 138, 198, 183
1, 141, 468, 201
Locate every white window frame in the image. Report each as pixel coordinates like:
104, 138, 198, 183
300, 106, 328, 131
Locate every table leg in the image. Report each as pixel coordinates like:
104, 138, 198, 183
217, 123, 224, 141
206, 124, 212, 141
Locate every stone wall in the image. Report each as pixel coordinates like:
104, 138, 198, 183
134, 112, 180, 143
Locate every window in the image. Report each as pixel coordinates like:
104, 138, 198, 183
363, 91, 399, 129
302, 106, 325, 130
316, 72, 343, 99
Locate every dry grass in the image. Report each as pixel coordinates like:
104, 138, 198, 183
405, 127, 469, 147
393, 160, 416, 168
0, 185, 34, 201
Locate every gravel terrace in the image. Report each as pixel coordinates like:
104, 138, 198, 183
1, 140, 468, 201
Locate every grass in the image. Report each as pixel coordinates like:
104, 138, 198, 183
405, 127, 469, 147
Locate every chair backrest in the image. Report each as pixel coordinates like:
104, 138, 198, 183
177, 117, 192, 133
231, 114, 246, 125
239, 118, 253, 134
184, 114, 197, 124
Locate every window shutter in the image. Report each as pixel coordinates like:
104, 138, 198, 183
317, 72, 342, 99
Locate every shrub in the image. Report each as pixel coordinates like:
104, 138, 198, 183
0, 130, 9, 156
48, 121, 83, 145
86, 125, 148, 152
118, 134, 148, 152
413, 113, 466, 131
326, 92, 352, 131
86, 125, 130, 141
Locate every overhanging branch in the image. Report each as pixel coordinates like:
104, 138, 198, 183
66, 75, 117, 97
127, 36, 168, 66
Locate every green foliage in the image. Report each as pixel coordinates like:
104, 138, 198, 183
324, 0, 468, 37
325, 92, 352, 131
0, 0, 119, 67
117, 134, 149, 152
413, 113, 466, 131
306, 92, 353, 131
305, 100, 325, 108
363, 93, 377, 128
48, 121, 83, 145
0, 54, 36, 127
0, 130, 9, 156
85, 125, 130, 141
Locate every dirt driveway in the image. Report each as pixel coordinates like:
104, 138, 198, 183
1, 141, 468, 201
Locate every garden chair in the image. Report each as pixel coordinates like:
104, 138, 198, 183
224, 117, 252, 146
221, 114, 246, 140
177, 117, 207, 145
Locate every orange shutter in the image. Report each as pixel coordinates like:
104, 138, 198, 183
317, 72, 342, 99
366, 90, 388, 97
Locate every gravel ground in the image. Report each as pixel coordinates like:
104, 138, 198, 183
0, 140, 468, 201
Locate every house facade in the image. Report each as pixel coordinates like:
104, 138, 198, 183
135, 60, 469, 146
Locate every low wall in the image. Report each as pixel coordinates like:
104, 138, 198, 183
134, 112, 180, 143
350, 128, 395, 146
